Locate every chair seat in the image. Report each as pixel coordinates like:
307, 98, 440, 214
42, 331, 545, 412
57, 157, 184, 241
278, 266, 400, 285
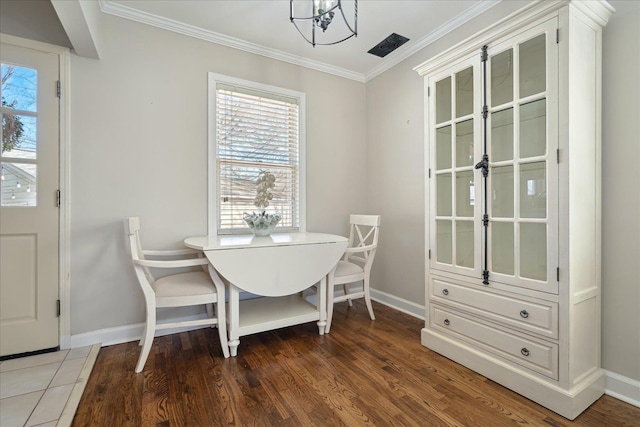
334, 260, 363, 278
153, 271, 217, 305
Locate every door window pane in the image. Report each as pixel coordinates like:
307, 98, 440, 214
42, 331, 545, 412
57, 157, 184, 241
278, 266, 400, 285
520, 222, 547, 280
436, 126, 451, 170
1, 65, 37, 112
1, 65, 38, 208
491, 165, 514, 218
519, 34, 546, 98
456, 119, 474, 167
520, 162, 546, 218
456, 67, 473, 118
491, 49, 513, 107
436, 77, 451, 124
456, 171, 474, 217
436, 220, 452, 264
491, 108, 513, 162
1, 162, 37, 206
492, 222, 514, 275
520, 99, 546, 158
456, 220, 474, 268
2, 114, 37, 159
436, 173, 452, 216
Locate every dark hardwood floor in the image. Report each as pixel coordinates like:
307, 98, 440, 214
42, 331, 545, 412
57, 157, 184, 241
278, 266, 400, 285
73, 300, 639, 426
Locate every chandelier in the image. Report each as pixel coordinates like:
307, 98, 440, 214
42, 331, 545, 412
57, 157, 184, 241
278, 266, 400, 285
290, 0, 358, 47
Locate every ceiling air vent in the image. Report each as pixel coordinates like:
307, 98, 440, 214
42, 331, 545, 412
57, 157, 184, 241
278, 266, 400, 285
367, 33, 410, 58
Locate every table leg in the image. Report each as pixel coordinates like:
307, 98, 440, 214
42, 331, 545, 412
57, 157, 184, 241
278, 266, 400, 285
317, 275, 327, 335
228, 284, 241, 356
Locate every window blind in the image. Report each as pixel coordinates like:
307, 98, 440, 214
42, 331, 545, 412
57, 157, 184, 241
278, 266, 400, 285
215, 84, 300, 233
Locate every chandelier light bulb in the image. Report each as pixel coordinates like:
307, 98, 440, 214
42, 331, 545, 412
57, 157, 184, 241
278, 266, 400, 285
314, 0, 336, 31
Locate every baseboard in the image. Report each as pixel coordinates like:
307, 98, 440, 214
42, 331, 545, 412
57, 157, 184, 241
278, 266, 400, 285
604, 370, 640, 408
67, 291, 640, 409
370, 288, 425, 320
69, 313, 212, 348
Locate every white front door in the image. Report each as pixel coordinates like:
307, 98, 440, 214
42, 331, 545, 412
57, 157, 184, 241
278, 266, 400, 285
1, 42, 60, 357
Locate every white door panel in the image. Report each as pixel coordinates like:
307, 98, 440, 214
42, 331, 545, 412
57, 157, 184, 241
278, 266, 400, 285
1, 42, 59, 356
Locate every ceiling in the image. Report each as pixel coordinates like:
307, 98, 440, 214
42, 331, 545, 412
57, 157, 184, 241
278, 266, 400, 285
101, 0, 504, 82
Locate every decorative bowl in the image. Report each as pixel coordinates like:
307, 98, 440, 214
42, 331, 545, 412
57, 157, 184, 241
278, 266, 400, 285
243, 212, 281, 237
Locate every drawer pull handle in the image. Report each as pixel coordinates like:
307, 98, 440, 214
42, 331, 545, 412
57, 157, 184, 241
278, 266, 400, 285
520, 310, 529, 319
442, 289, 449, 296
444, 319, 450, 326
521, 347, 530, 357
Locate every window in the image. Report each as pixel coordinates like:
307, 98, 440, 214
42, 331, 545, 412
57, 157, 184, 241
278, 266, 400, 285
208, 74, 306, 235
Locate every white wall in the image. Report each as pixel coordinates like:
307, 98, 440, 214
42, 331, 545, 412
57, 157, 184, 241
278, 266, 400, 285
601, 2, 640, 382
69, 12, 367, 335
365, 0, 640, 384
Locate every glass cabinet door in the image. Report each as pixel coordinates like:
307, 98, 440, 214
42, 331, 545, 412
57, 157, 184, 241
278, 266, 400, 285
430, 60, 481, 277
487, 21, 558, 294
428, 19, 557, 292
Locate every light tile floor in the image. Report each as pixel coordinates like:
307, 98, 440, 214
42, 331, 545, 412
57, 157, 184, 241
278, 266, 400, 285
0, 345, 100, 427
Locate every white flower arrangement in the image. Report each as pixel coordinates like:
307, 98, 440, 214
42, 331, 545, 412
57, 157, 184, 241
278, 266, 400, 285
243, 170, 281, 236
254, 170, 276, 208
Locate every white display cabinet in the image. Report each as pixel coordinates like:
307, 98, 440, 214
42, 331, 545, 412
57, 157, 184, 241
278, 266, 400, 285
415, 0, 613, 419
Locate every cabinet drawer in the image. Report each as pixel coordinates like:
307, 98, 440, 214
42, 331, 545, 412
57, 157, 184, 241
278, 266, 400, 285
430, 277, 558, 339
431, 305, 558, 379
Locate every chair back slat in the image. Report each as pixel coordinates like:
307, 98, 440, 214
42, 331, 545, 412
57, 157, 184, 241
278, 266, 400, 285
350, 214, 381, 227
346, 215, 380, 270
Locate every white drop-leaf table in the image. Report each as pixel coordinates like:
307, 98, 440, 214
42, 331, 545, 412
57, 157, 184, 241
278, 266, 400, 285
184, 232, 348, 356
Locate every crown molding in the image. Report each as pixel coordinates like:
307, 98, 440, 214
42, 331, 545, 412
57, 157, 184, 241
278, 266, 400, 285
365, 0, 502, 82
99, 0, 366, 82
99, 0, 503, 84
572, 0, 615, 27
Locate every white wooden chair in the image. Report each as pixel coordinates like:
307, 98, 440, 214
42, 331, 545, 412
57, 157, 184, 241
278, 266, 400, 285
326, 214, 381, 333
127, 217, 229, 373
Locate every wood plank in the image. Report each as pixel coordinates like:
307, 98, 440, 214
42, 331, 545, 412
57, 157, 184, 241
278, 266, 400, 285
72, 301, 640, 426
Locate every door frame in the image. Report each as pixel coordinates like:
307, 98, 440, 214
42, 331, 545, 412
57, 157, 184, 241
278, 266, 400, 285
1, 33, 71, 350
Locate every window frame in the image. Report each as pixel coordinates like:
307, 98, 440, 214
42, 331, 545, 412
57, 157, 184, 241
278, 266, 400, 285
207, 73, 306, 236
